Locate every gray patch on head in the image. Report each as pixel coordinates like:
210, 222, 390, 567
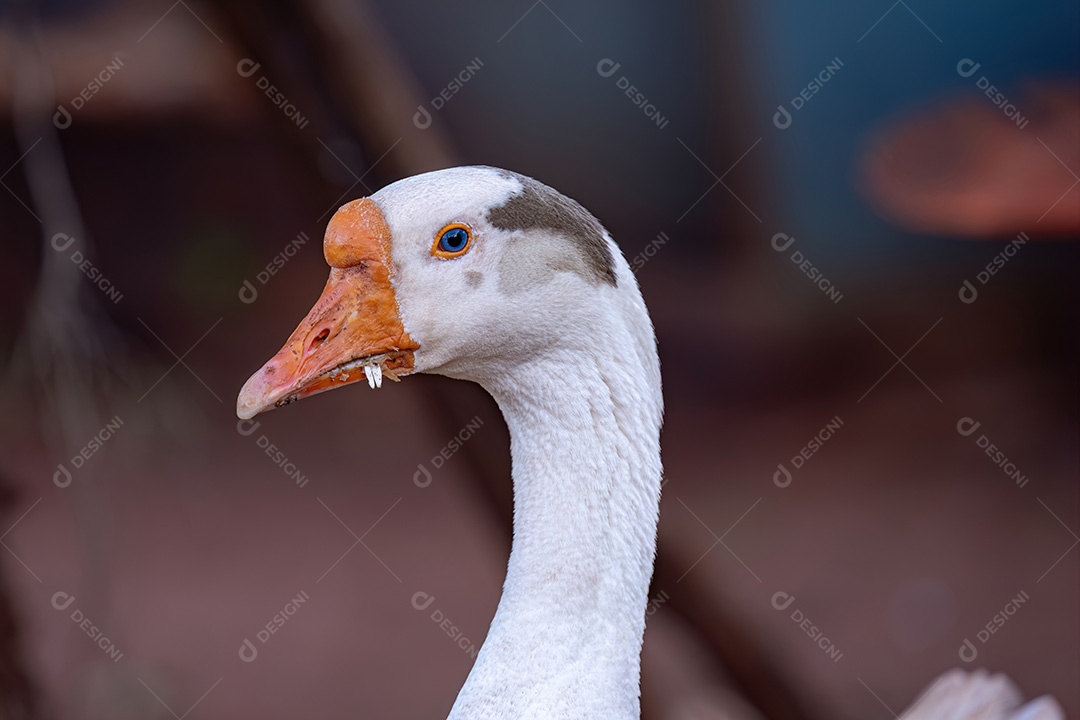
464, 271, 484, 288
496, 232, 594, 295
485, 170, 617, 287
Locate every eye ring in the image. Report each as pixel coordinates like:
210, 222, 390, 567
432, 223, 472, 259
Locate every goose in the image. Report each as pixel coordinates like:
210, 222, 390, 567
236, 166, 1063, 719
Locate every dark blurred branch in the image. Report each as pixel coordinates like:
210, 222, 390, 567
650, 542, 819, 720
0, 477, 38, 720
218, 0, 454, 182
2, 11, 137, 719
297, 0, 455, 176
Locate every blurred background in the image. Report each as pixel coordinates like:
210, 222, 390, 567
0, 0, 1077, 718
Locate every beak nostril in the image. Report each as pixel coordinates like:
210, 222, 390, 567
308, 327, 331, 353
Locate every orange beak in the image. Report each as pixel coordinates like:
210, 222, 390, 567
236, 198, 419, 420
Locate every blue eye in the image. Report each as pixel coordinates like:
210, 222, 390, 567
434, 225, 472, 257
439, 228, 468, 252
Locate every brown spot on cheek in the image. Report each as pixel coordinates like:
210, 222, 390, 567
465, 271, 483, 288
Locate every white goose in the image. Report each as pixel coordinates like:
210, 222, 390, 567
236, 166, 1063, 720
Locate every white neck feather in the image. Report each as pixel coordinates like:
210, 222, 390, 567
448, 324, 663, 720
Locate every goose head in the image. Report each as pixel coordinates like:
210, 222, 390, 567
236, 166, 663, 717
237, 165, 649, 419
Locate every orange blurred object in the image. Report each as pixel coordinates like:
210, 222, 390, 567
860, 83, 1080, 238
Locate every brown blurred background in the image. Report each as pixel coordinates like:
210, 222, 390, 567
0, 1, 1077, 718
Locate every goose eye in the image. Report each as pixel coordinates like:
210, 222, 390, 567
432, 224, 472, 259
